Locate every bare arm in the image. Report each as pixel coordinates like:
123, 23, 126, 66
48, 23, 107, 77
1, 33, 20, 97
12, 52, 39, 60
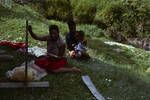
28, 25, 48, 41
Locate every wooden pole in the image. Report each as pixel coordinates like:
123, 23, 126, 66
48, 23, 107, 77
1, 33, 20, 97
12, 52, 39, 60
25, 20, 28, 85
0, 20, 49, 88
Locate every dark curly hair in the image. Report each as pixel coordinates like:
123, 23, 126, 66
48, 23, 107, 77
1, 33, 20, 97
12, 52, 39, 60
49, 25, 59, 33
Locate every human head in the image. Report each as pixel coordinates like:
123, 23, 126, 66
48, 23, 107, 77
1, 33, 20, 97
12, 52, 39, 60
75, 31, 85, 42
49, 25, 59, 41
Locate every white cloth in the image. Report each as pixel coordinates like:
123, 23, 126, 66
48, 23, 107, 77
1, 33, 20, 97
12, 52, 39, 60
75, 42, 87, 52
28, 46, 47, 57
6, 61, 47, 81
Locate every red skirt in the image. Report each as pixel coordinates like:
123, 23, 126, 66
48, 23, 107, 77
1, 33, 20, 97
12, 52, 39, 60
35, 57, 67, 72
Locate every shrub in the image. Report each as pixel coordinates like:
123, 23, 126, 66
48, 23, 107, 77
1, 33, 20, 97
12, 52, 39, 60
77, 24, 104, 38
31, 0, 150, 38
72, 0, 97, 23
96, 0, 150, 38
32, 0, 70, 21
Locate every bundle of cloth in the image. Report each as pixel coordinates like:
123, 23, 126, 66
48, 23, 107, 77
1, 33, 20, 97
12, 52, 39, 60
6, 61, 47, 81
0, 41, 26, 49
0, 41, 48, 81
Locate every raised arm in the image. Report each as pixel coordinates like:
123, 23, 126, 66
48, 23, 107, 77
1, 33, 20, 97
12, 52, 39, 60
28, 25, 48, 41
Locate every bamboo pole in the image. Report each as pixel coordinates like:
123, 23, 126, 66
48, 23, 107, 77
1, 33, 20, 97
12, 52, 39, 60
25, 20, 28, 85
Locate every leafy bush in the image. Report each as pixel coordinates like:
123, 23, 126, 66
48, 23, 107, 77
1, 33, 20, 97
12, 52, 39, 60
31, 0, 150, 38
77, 24, 104, 38
32, 0, 70, 21
97, 0, 150, 38
72, 0, 97, 23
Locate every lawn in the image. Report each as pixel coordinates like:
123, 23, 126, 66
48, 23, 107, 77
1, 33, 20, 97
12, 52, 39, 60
0, 3, 150, 100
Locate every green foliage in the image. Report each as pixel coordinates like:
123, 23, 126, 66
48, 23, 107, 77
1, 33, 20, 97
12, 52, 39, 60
0, 0, 12, 8
33, 0, 97, 23
72, 0, 97, 23
77, 24, 104, 37
32, 0, 150, 38
97, 0, 150, 38
32, 0, 70, 21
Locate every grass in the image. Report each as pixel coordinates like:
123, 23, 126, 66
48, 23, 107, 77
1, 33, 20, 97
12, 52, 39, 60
0, 3, 150, 100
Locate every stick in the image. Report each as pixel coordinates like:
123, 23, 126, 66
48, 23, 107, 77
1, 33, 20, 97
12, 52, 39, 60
25, 20, 29, 85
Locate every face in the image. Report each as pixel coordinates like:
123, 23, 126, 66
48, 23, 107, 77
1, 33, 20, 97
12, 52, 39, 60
50, 29, 59, 41
75, 32, 84, 42
75, 32, 80, 40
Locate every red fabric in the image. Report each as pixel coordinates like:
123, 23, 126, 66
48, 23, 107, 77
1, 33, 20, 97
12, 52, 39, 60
35, 57, 67, 72
0, 41, 26, 49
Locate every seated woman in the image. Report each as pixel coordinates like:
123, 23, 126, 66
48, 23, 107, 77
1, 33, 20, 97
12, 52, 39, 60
69, 31, 90, 59
28, 24, 80, 73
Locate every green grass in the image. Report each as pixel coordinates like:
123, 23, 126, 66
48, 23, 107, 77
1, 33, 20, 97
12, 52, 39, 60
0, 3, 150, 100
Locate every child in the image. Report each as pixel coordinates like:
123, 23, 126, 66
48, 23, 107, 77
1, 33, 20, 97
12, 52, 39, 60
69, 31, 90, 59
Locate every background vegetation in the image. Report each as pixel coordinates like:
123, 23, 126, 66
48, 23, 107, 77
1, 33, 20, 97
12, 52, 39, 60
32, 0, 150, 38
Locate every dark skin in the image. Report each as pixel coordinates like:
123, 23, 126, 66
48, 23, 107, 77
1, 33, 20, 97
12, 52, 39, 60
27, 25, 65, 59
